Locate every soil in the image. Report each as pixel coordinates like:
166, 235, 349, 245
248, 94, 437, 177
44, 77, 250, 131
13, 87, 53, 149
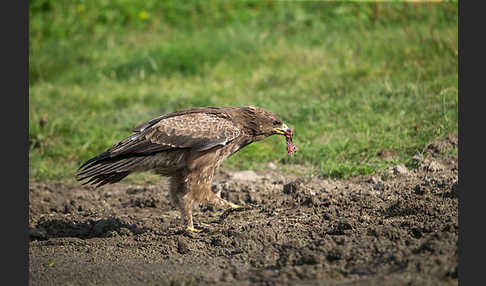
29, 134, 458, 286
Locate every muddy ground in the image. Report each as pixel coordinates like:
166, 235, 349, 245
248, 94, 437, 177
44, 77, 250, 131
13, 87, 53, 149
29, 134, 458, 286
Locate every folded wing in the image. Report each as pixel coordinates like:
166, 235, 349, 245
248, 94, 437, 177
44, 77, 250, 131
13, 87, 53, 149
76, 110, 240, 187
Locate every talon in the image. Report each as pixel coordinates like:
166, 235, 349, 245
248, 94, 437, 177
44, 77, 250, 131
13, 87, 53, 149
186, 226, 202, 233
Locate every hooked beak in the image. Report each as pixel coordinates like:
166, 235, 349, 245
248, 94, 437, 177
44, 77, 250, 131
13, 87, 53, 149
274, 123, 290, 135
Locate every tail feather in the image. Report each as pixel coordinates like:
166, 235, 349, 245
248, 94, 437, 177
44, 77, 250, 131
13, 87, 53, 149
77, 157, 133, 178
82, 172, 131, 188
77, 151, 110, 171
76, 153, 148, 188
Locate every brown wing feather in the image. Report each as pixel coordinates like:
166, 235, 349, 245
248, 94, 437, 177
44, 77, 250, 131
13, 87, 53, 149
132, 106, 227, 132
109, 111, 240, 155
76, 108, 240, 187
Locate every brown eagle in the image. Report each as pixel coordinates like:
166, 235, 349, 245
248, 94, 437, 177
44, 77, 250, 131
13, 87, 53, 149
76, 106, 296, 232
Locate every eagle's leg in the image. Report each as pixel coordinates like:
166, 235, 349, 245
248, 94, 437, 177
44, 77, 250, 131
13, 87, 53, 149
168, 174, 201, 232
181, 194, 201, 232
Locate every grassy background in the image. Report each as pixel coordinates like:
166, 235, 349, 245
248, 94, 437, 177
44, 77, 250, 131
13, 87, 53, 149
29, 1, 458, 184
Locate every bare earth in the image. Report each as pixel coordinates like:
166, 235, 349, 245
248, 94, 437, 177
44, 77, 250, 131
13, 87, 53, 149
29, 134, 458, 286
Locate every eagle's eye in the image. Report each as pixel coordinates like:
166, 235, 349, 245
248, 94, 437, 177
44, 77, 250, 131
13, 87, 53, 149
272, 120, 282, 126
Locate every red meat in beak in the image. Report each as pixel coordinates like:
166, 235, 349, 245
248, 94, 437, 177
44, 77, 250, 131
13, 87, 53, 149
284, 127, 298, 156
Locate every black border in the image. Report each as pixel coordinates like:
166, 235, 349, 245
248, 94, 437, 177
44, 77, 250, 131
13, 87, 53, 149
458, 0, 478, 285
2, 0, 29, 284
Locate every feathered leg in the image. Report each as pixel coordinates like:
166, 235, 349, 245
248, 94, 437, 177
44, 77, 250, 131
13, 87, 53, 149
177, 151, 241, 232
182, 195, 199, 232
168, 174, 200, 232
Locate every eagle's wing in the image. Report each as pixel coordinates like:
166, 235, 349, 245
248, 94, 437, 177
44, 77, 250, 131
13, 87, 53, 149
77, 111, 240, 176
109, 112, 240, 156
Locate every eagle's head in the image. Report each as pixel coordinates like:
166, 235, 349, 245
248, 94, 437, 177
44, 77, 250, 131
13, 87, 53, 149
239, 106, 288, 135
238, 106, 298, 155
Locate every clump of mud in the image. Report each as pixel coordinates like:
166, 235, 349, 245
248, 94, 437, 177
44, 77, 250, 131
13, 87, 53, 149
29, 134, 458, 286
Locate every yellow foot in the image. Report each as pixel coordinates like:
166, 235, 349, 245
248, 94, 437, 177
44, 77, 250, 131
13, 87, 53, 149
230, 202, 242, 209
186, 226, 202, 233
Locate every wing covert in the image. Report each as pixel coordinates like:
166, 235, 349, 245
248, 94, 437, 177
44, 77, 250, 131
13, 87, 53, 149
107, 112, 240, 157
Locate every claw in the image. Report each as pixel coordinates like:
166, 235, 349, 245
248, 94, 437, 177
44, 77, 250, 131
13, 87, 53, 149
186, 226, 202, 233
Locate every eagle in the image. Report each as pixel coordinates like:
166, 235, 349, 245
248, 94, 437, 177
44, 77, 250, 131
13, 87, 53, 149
76, 106, 297, 232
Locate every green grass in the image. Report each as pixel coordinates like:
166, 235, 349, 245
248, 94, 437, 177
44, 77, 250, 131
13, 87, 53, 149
29, 1, 458, 183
